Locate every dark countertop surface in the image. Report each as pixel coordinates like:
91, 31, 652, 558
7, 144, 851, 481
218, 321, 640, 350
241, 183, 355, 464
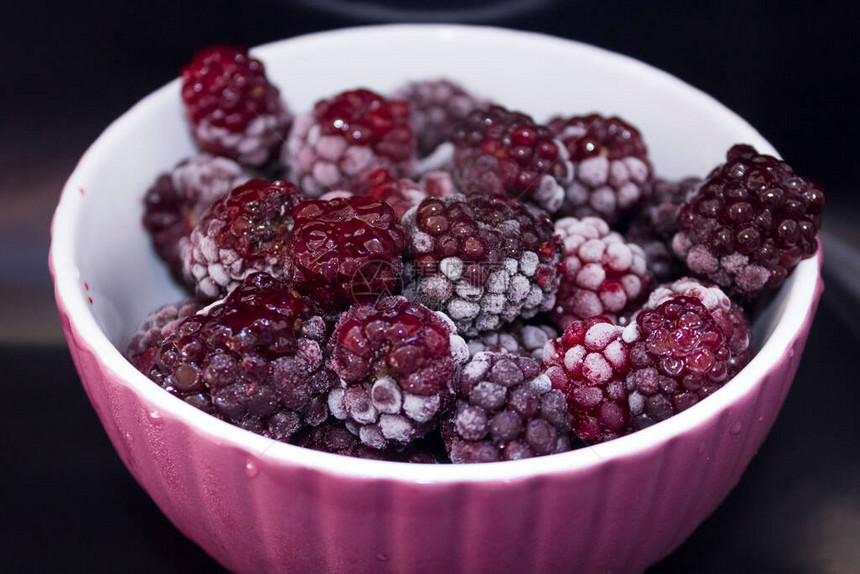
2, 1, 858, 572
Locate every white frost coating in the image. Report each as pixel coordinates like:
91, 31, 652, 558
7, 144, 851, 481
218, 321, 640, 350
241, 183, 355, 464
402, 392, 440, 423
327, 388, 347, 420
371, 376, 403, 414
519, 251, 539, 276
584, 322, 620, 351
576, 156, 609, 187
582, 352, 612, 385
440, 257, 464, 281
378, 414, 415, 442
527, 373, 552, 394
449, 333, 470, 365
563, 346, 586, 371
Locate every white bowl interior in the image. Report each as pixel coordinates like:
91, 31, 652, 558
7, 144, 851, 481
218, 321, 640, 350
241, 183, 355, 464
51, 25, 818, 480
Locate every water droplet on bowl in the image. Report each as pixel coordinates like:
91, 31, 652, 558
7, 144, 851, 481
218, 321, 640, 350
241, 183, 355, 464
730, 422, 743, 435
245, 460, 259, 478
148, 410, 163, 424
124, 431, 134, 443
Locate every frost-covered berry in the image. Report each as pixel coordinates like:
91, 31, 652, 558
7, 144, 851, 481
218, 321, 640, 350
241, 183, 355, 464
292, 419, 443, 462
183, 179, 303, 300
143, 154, 250, 277
467, 322, 558, 361
326, 296, 469, 449
284, 196, 406, 314
552, 216, 652, 330
672, 144, 824, 298
443, 352, 572, 463
626, 177, 701, 281
450, 105, 572, 213
346, 168, 455, 220
394, 78, 489, 157
282, 89, 417, 197
181, 46, 292, 166
549, 113, 652, 223
403, 195, 562, 337
144, 273, 335, 441
126, 299, 203, 373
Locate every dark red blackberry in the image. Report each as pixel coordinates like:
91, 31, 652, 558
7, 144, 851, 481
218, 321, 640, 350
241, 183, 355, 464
549, 113, 653, 223
626, 177, 701, 281
403, 195, 562, 336
543, 317, 633, 443
326, 296, 469, 449
126, 299, 202, 374
552, 216, 652, 330
443, 352, 572, 463
348, 168, 455, 220
672, 144, 825, 298
143, 273, 335, 441
291, 419, 443, 463
394, 79, 489, 157
183, 179, 303, 300
450, 105, 572, 212
180, 46, 292, 166
467, 322, 558, 361
283, 89, 417, 196
284, 196, 406, 314
143, 154, 249, 277
625, 280, 753, 430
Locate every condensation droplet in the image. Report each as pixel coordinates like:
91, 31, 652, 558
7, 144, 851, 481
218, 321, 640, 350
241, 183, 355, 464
697, 441, 707, 455
788, 347, 796, 358
758, 415, 765, 423
244, 460, 259, 478
148, 410, 163, 424
376, 553, 389, 563
730, 422, 743, 435
124, 431, 134, 443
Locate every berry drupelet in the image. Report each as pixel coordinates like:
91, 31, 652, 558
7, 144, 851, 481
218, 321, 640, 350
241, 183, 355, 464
347, 168, 455, 221
283, 89, 417, 196
126, 299, 203, 374
284, 196, 407, 315
326, 296, 469, 449
450, 105, 572, 213
466, 322, 558, 361
143, 154, 250, 277
403, 195, 562, 337
672, 144, 824, 298
142, 273, 336, 441
548, 113, 652, 223
552, 216, 652, 330
181, 46, 292, 167
183, 179, 304, 300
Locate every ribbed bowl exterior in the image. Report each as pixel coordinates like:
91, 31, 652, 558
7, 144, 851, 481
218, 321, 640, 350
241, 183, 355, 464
57, 276, 821, 574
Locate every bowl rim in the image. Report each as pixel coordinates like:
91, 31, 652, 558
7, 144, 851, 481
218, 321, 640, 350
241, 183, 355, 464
50, 23, 822, 484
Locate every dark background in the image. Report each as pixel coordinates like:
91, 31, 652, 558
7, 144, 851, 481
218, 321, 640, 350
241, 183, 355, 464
1, 1, 858, 572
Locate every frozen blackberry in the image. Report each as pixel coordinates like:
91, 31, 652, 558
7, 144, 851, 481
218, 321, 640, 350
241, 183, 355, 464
326, 296, 469, 449
292, 419, 443, 463
144, 273, 335, 441
348, 168, 455, 220
467, 322, 558, 361
403, 195, 562, 337
394, 79, 489, 157
672, 144, 825, 298
443, 351, 572, 463
552, 216, 652, 330
450, 105, 572, 213
283, 89, 417, 197
624, 279, 753, 431
181, 46, 292, 167
126, 299, 203, 374
626, 177, 701, 280
183, 179, 303, 300
143, 154, 250, 277
284, 196, 406, 314
543, 317, 634, 443
549, 113, 652, 223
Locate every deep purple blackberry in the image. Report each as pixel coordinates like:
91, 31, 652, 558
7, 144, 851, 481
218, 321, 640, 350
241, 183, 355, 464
394, 79, 489, 157
326, 296, 469, 449
347, 168, 455, 220
143, 273, 335, 441
283, 89, 417, 197
143, 154, 250, 277
552, 216, 652, 330
403, 195, 562, 337
126, 299, 202, 374
672, 144, 825, 298
467, 322, 558, 361
626, 177, 701, 280
181, 46, 292, 167
624, 279, 753, 431
543, 316, 633, 443
549, 113, 653, 223
183, 179, 303, 300
284, 196, 406, 314
450, 105, 572, 212
443, 352, 572, 463
292, 419, 443, 463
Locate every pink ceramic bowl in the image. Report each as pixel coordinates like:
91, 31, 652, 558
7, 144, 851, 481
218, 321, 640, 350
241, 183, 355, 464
50, 25, 822, 573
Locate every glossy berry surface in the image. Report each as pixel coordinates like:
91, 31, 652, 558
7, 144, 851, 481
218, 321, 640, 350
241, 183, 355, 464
672, 144, 824, 298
